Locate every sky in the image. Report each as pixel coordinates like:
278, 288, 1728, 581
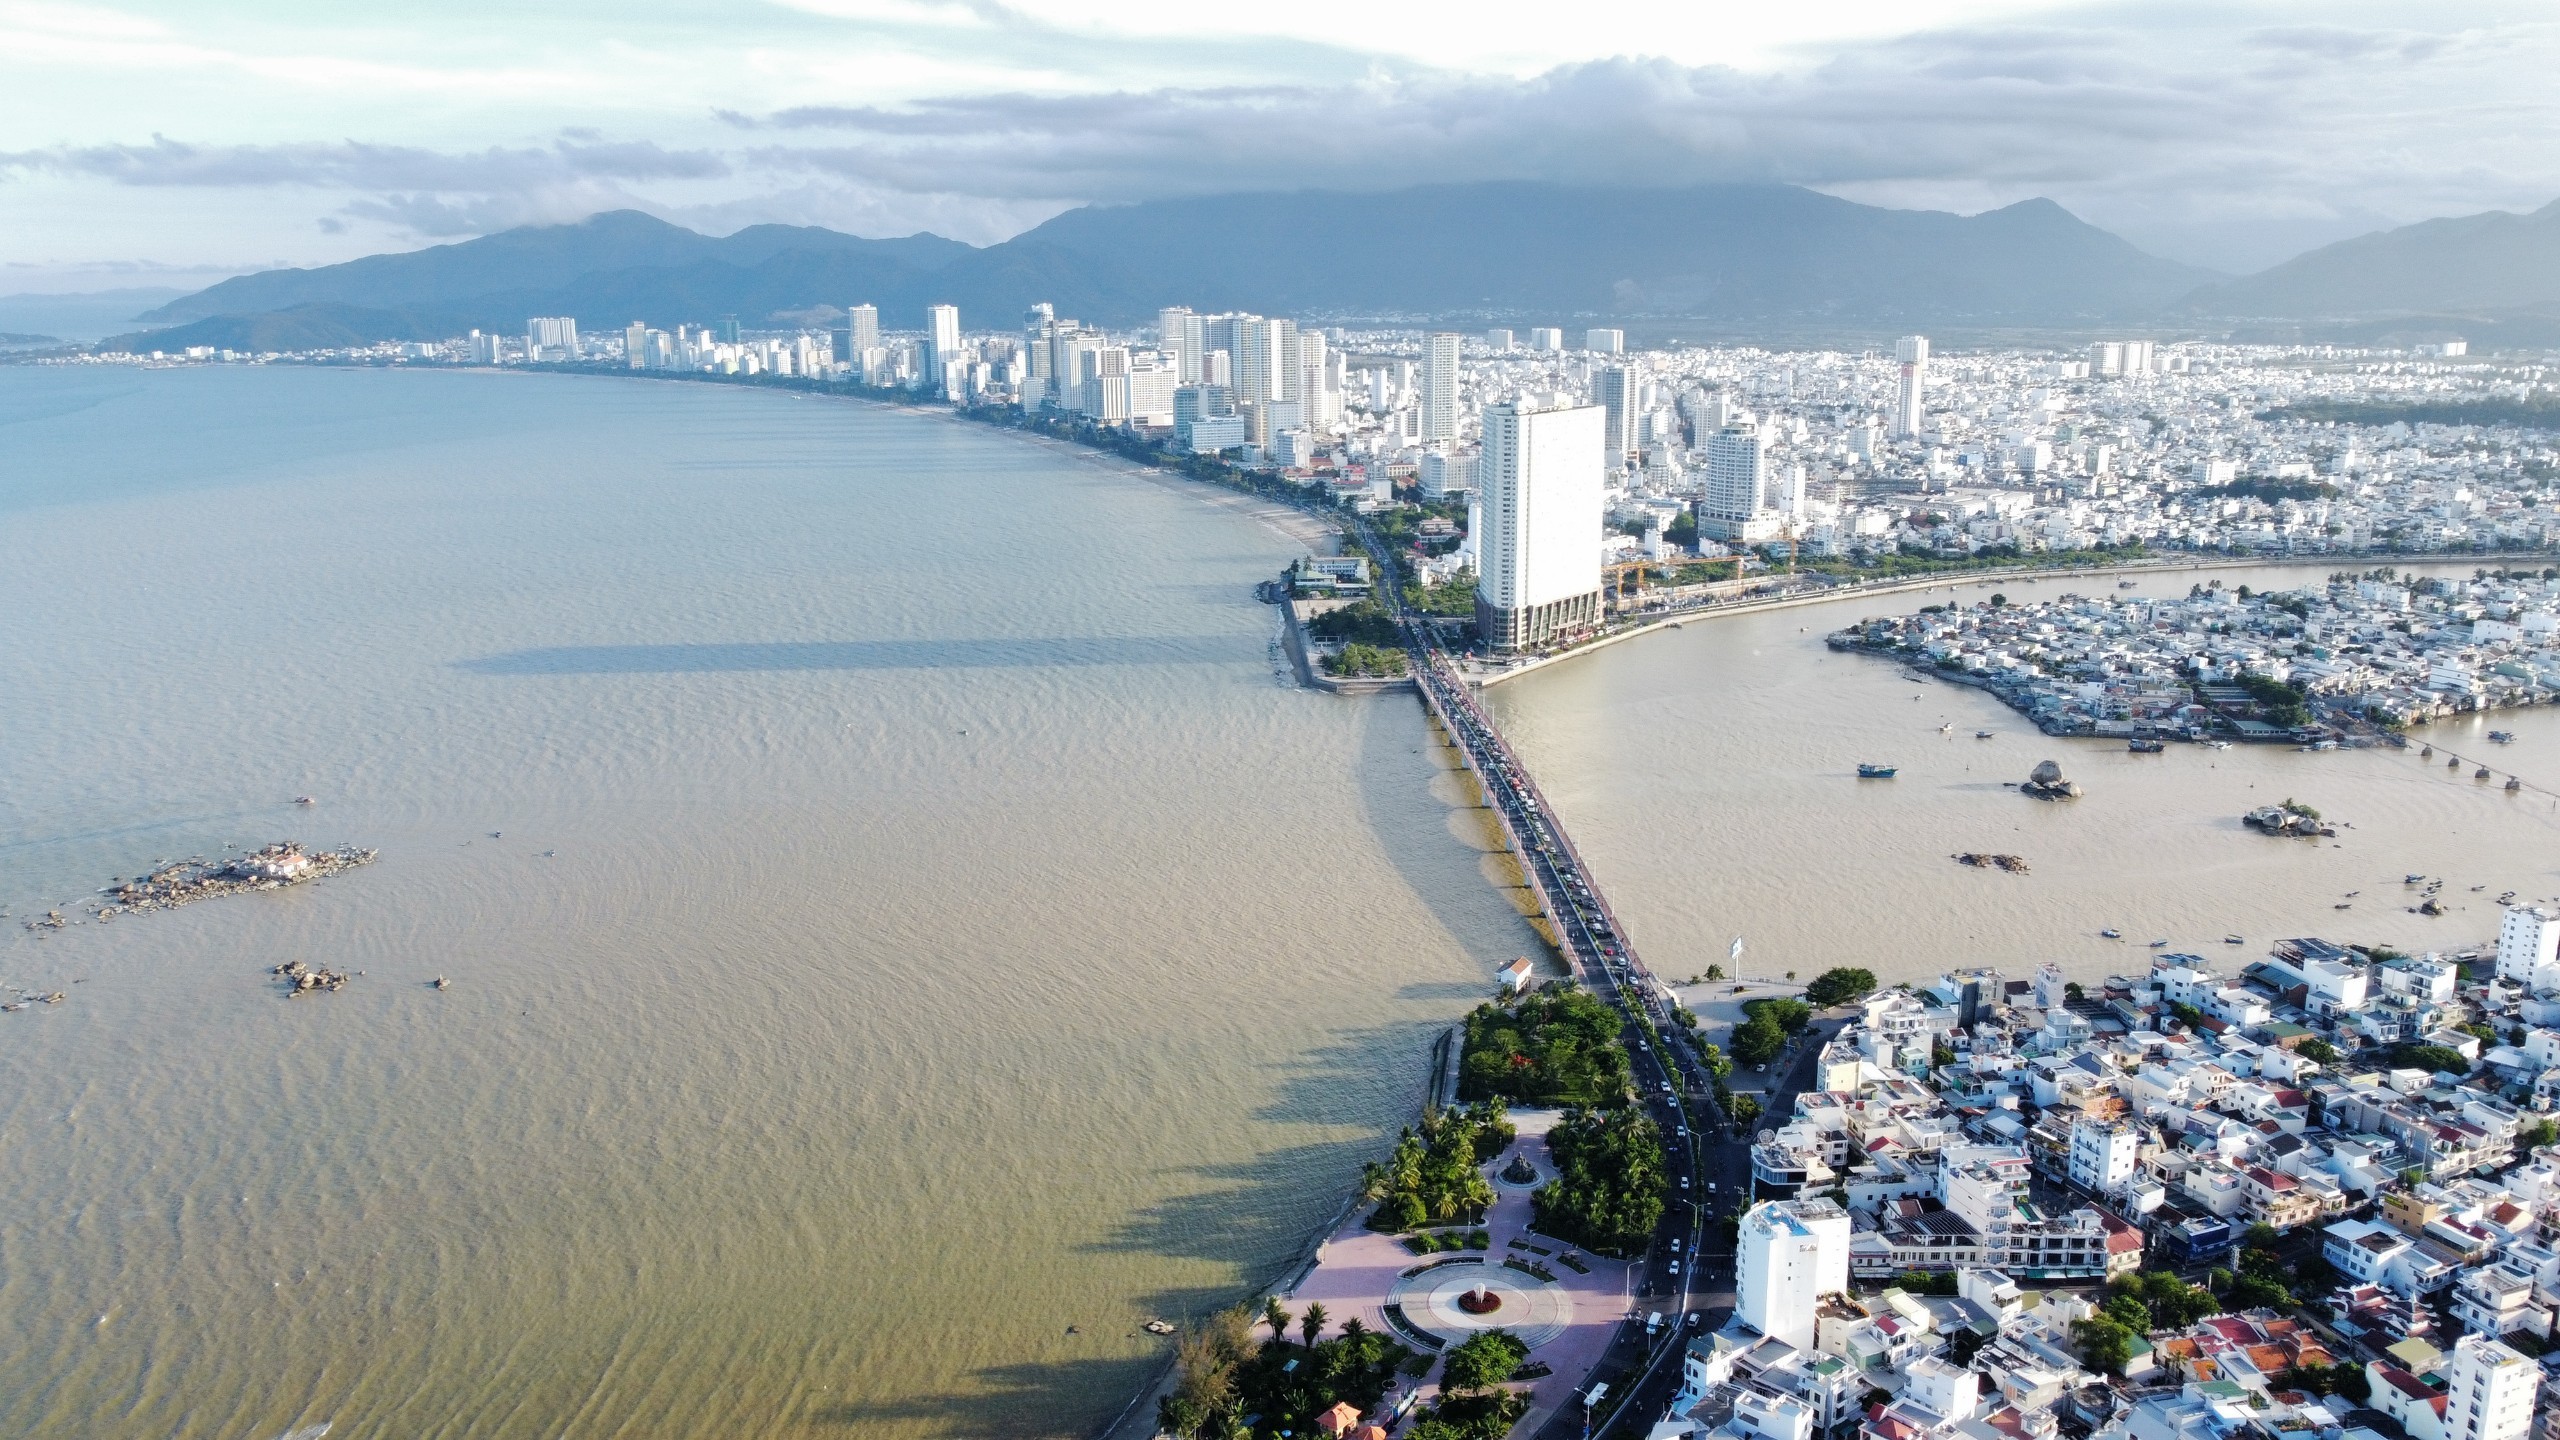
1, 0, 2556, 293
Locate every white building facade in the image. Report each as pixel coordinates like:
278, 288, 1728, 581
1476, 400, 1605, 651
1736, 1198, 1851, 1349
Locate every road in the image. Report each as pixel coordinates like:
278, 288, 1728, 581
1352, 520, 1849, 1439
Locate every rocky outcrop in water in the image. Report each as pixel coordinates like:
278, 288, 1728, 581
273, 959, 353, 995
1955, 853, 2032, 874
2020, 760, 2081, 800
93, 843, 377, 918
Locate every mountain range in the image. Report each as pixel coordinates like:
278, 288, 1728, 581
115, 183, 2560, 350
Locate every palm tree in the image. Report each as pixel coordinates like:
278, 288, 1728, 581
1298, 1301, 1328, 1349
1263, 1297, 1290, 1346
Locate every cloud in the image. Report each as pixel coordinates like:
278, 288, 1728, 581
0, 135, 728, 190
2, 4, 2553, 272
719, 13, 2560, 268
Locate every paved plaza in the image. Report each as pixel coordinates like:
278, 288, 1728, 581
1286, 1108, 1638, 1432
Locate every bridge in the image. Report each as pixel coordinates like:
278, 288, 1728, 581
1355, 523, 1769, 1439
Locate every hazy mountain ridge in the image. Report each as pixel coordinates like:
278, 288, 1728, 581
126, 183, 2226, 343
2185, 198, 2560, 318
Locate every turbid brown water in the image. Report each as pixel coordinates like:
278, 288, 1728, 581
1482, 561, 2560, 989
0, 367, 1546, 1440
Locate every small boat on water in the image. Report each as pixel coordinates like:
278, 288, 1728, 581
2149, 939, 2169, 948
2223, 934, 2245, 945
2117, 580, 2137, 589
1940, 723, 1953, 734
1857, 764, 1899, 779
2128, 738, 2166, 754
2203, 740, 2231, 750
2490, 731, 2516, 744
2405, 874, 2426, 884
2100, 928, 2122, 939
292, 796, 316, 806
1975, 730, 1994, 740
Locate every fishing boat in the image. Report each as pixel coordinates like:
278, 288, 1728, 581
1975, 730, 1994, 740
1857, 764, 1898, 779
2223, 934, 2245, 945
2203, 740, 2231, 750
2149, 939, 2169, 948
2101, 928, 2122, 939
2128, 738, 2166, 754
2490, 731, 2516, 744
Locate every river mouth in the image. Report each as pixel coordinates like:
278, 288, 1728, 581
1482, 558, 2560, 991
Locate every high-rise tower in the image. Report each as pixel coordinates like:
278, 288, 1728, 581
1894, 335, 1929, 438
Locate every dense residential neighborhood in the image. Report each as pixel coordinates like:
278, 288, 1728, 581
1831, 569, 2560, 741
1654, 912, 2560, 1440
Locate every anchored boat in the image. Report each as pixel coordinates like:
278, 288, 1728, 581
1857, 764, 1899, 779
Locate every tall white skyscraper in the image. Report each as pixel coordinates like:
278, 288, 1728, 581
1585, 328, 1624, 353
849, 304, 881, 357
1595, 364, 1638, 461
2443, 1335, 2536, 1440
1475, 399, 1604, 651
624, 321, 648, 370
1894, 335, 1929, 438
526, 316, 579, 360
1701, 423, 1768, 540
1236, 316, 1297, 443
1158, 306, 1198, 385
1529, 327, 1564, 353
1735, 1199, 1850, 1349
1484, 328, 1515, 351
926, 304, 961, 385
1421, 332, 1461, 444
1298, 331, 1338, 428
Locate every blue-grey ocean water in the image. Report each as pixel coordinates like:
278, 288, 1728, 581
0, 366, 1540, 1439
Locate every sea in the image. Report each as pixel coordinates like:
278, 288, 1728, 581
0, 365, 1543, 1440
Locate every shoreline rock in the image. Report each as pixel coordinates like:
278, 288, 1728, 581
80, 842, 378, 922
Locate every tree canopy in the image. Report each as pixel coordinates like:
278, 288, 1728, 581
1159, 1302, 1417, 1439
1459, 986, 1633, 1107
1531, 1104, 1666, 1256
2393, 1042, 2472, 1076
1803, 968, 1877, 1008
1440, 1329, 1529, 1393
1360, 1102, 1511, 1232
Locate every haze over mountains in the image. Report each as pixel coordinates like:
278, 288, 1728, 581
114, 183, 2560, 351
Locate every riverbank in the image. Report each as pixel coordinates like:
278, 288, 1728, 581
1468, 551, 2560, 689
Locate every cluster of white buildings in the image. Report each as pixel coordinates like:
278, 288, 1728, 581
57, 301, 2559, 660
1835, 569, 2560, 739
1656, 926, 2560, 1440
